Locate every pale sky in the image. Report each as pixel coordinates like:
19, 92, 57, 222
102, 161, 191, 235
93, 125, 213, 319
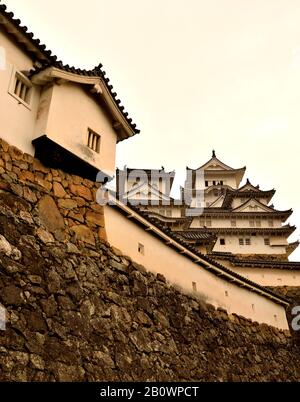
4, 0, 300, 260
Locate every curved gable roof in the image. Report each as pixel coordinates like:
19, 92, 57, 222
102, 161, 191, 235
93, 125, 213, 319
187, 151, 246, 172
239, 179, 261, 192
121, 181, 172, 202
232, 198, 292, 216
238, 178, 275, 194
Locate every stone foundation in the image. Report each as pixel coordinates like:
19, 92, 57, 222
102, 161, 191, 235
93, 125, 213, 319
0, 139, 106, 245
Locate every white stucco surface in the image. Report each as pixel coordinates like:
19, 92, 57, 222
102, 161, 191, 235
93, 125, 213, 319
104, 205, 289, 330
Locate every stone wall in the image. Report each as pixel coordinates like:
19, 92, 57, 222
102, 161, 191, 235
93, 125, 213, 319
0, 139, 300, 381
0, 139, 106, 246
235, 254, 288, 262
267, 286, 300, 343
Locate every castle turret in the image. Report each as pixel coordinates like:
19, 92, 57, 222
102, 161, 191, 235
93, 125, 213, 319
0, 3, 139, 181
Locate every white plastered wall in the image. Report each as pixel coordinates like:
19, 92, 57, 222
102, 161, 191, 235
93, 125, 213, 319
33, 82, 117, 176
0, 30, 40, 154
212, 235, 287, 255
220, 263, 300, 287
104, 205, 289, 330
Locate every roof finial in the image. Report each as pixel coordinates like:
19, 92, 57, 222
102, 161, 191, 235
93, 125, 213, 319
212, 149, 216, 158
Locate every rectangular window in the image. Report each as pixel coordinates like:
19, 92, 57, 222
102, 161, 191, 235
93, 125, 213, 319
87, 129, 101, 153
9, 70, 32, 106
199, 217, 212, 226
245, 238, 251, 245
192, 282, 197, 292
220, 180, 224, 185
249, 219, 255, 227
206, 217, 212, 227
166, 210, 172, 217
239, 238, 244, 246
268, 219, 274, 227
205, 181, 209, 187
220, 238, 225, 245
264, 238, 270, 245
138, 243, 145, 255
231, 219, 236, 227
255, 219, 261, 227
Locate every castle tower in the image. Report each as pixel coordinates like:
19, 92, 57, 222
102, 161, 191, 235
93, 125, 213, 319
184, 152, 298, 260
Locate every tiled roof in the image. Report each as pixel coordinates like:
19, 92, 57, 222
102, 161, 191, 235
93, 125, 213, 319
209, 251, 234, 258
0, 2, 140, 136
175, 231, 216, 241
209, 251, 300, 270
211, 254, 300, 271
203, 207, 292, 218
231, 259, 300, 270
222, 189, 276, 208
186, 225, 296, 236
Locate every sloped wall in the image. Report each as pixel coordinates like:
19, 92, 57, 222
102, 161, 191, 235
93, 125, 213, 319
0, 138, 106, 244
0, 138, 300, 381
0, 206, 300, 381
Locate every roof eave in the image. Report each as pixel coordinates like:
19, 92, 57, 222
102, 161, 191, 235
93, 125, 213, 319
286, 241, 299, 256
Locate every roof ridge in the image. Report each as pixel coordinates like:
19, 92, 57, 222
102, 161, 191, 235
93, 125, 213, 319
0, 2, 56, 62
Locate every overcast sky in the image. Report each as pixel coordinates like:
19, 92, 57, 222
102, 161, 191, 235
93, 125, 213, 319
5, 0, 300, 260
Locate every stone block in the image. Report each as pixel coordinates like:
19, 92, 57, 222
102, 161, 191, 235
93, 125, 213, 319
32, 159, 49, 174
71, 225, 95, 245
53, 182, 67, 198
38, 195, 65, 233
69, 184, 93, 201
58, 199, 78, 209
36, 228, 55, 244
86, 211, 104, 227
9, 145, 23, 161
